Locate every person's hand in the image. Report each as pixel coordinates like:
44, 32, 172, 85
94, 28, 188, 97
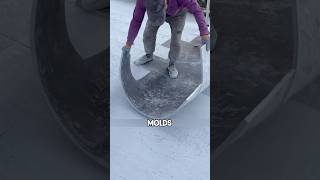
201, 34, 210, 51
125, 42, 131, 49
122, 43, 131, 59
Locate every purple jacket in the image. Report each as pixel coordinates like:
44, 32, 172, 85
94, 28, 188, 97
127, 0, 209, 45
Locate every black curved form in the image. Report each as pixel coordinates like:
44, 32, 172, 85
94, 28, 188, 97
32, 0, 108, 167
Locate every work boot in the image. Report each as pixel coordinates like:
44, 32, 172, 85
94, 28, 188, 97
167, 64, 178, 79
134, 54, 153, 65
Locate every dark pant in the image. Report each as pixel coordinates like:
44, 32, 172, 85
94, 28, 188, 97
143, 10, 187, 66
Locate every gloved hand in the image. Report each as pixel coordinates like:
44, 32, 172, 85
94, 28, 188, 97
201, 35, 210, 52
122, 43, 131, 59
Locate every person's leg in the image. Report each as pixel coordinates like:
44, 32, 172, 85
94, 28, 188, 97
134, 20, 160, 65
166, 10, 187, 78
143, 19, 160, 56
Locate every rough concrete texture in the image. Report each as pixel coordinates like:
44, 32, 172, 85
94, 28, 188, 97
213, 0, 295, 148
121, 39, 202, 118
213, 0, 320, 179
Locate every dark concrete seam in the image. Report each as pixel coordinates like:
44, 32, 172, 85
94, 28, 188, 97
0, 33, 30, 49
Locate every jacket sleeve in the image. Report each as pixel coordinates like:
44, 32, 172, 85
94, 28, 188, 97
178, 0, 209, 36
127, 0, 146, 45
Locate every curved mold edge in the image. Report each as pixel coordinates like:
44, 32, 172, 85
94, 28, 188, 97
120, 46, 210, 119
30, 0, 108, 168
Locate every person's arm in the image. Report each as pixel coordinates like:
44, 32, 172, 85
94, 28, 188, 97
178, 0, 209, 36
126, 0, 146, 47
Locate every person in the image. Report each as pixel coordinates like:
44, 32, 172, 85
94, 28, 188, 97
123, 0, 210, 79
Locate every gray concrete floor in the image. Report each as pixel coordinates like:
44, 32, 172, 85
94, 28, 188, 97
109, 1, 210, 179
0, 0, 106, 179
